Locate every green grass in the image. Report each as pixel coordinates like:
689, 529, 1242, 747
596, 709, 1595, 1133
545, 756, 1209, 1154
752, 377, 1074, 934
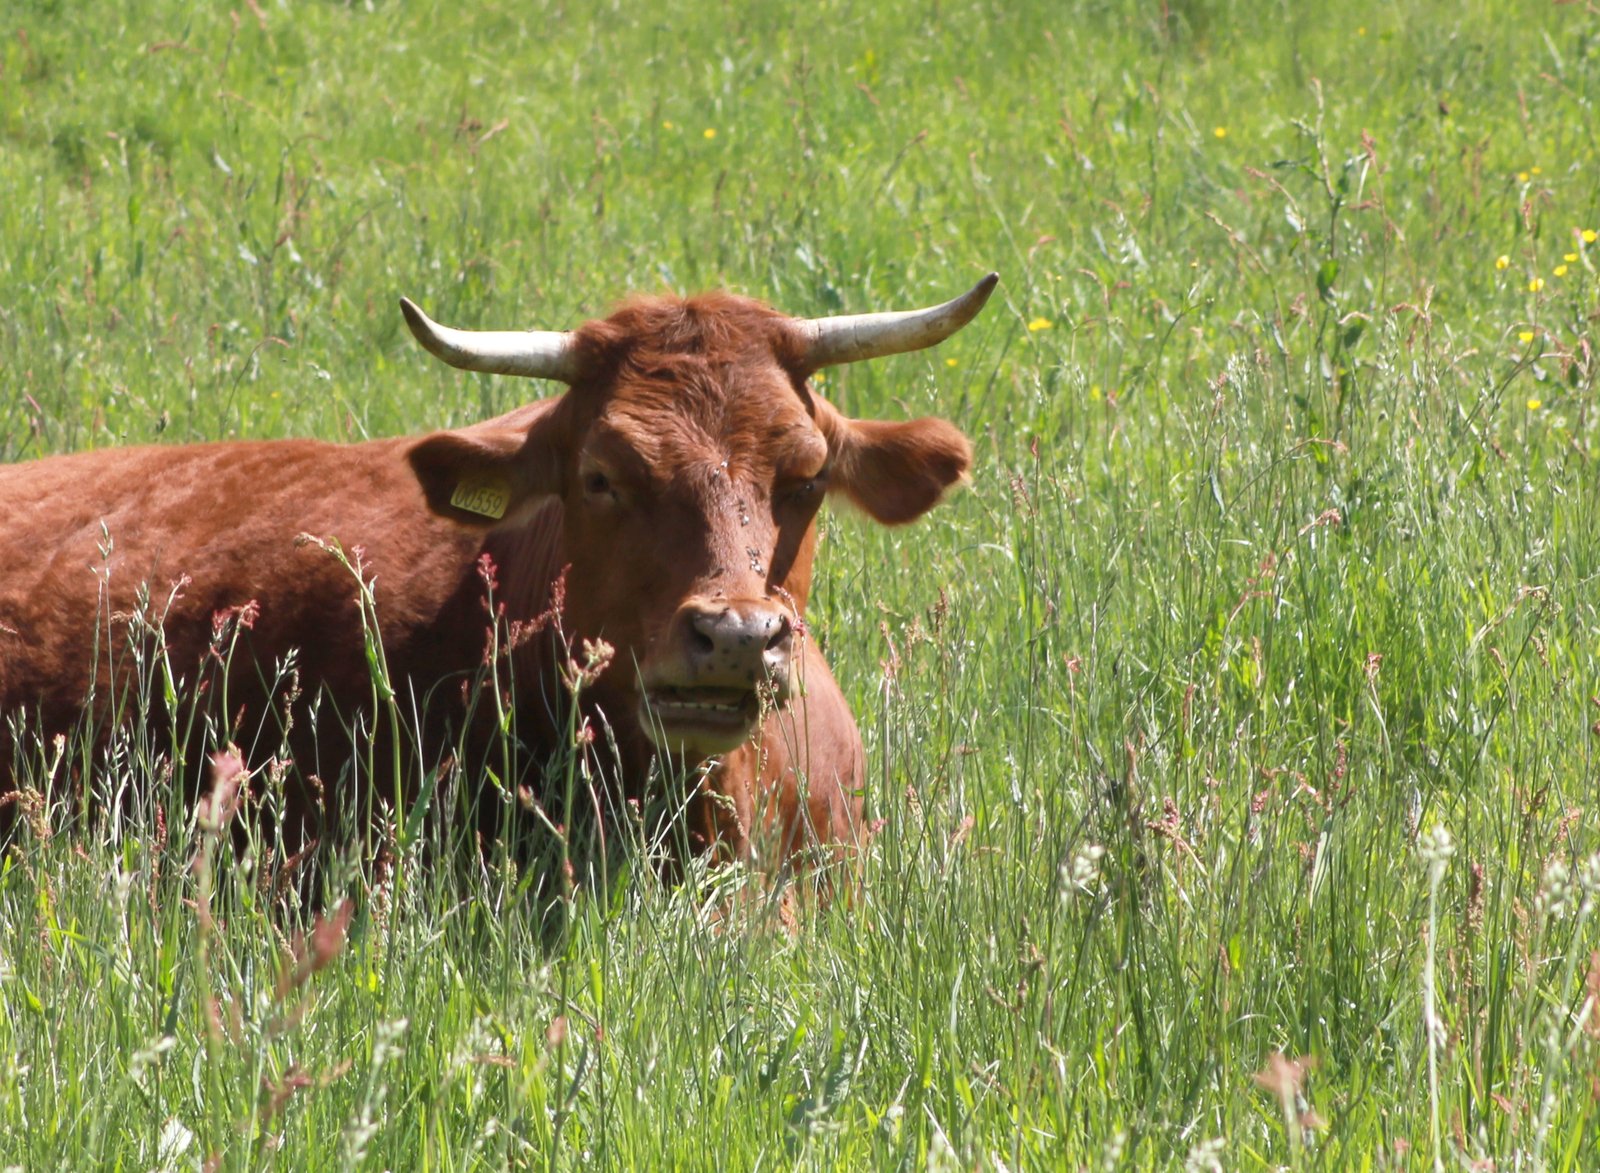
3, 0, 1599, 1166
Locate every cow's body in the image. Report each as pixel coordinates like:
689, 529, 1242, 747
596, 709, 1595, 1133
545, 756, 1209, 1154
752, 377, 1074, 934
0, 278, 994, 876
0, 425, 856, 864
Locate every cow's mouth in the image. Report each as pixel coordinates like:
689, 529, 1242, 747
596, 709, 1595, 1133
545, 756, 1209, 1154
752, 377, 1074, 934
639, 686, 761, 753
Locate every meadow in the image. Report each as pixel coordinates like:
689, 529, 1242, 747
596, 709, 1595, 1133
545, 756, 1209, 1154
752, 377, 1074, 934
2, 0, 1599, 1166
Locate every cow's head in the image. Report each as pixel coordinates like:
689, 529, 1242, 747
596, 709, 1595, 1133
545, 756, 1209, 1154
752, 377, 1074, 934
402, 275, 996, 756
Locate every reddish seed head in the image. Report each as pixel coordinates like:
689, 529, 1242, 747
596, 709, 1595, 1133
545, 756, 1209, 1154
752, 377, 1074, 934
198, 747, 247, 831
308, 900, 353, 973
476, 551, 499, 592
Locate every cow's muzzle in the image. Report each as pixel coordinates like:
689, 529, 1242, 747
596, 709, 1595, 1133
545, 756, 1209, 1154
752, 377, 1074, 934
640, 598, 794, 754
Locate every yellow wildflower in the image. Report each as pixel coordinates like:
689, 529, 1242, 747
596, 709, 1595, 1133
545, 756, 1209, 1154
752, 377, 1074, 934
1517, 171, 1530, 183
1531, 166, 1542, 175
1554, 264, 1568, 277
1494, 255, 1510, 270
1528, 277, 1545, 292
1517, 331, 1534, 343
1585, 229, 1598, 244
1564, 252, 1579, 263
945, 357, 959, 367
662, 120, 674, 129
1027, 317, 1053, 332
1213, 127, 1227, 139
1357, 26, 1366, 35
703, 128, 717, 139
1526, 398, 1542, 411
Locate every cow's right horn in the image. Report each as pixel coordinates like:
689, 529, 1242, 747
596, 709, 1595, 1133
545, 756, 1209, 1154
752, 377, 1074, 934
795, 273, 999, 371
399, 298, 582, 384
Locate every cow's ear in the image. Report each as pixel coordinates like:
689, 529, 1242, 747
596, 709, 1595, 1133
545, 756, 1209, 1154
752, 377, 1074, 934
407, 411, 564, 526
825, 412, 973, 526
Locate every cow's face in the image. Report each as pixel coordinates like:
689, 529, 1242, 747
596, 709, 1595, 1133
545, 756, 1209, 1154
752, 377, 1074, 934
404, 281, 991, 756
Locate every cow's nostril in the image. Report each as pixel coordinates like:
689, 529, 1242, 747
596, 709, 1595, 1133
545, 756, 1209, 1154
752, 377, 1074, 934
689, 621, 716, 657
766, 615, 792, 652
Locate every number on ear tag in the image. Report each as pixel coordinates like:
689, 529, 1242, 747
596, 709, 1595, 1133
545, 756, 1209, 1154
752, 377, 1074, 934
449, 474, 510, 520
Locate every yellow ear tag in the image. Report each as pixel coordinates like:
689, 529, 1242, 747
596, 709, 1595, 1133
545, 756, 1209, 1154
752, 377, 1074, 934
449, 473, 511, 520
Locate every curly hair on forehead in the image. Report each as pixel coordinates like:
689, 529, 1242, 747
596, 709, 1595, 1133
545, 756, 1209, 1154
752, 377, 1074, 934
571, 291, 808, 378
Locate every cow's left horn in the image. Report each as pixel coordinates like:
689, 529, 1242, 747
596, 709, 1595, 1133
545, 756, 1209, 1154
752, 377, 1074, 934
796, 273, 999, 370
399, 298, 581, 384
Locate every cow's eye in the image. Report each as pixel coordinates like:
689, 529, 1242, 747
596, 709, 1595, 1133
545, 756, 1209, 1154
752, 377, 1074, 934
782, 473, 828, 507
583, 471, 614, 499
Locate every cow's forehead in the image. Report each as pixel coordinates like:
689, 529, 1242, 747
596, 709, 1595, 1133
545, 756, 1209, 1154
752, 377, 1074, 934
592, 355, 824, 479
569, 291, 832, 478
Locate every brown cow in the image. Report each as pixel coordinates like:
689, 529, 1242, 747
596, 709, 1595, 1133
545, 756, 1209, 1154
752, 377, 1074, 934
0, 274, 996, 878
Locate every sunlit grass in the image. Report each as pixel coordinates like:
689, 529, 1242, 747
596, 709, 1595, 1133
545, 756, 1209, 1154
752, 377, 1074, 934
3, 0, 1599, 1167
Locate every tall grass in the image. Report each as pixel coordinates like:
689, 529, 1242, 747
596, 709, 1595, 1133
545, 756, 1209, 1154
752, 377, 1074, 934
2, 0, 1598, 1166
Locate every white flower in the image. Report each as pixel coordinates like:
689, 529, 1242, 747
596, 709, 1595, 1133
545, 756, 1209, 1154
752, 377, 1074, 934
1184, 1137, 1226, 1173
1418, 823, 1455, 884
1536, 858, 1572, 921
1060, 844, 1107, 901
157, 1116, 194, 1167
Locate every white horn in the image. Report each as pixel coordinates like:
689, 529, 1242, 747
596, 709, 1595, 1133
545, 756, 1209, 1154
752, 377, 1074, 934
399, 297, 581, 384
797, 273, 999, 370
